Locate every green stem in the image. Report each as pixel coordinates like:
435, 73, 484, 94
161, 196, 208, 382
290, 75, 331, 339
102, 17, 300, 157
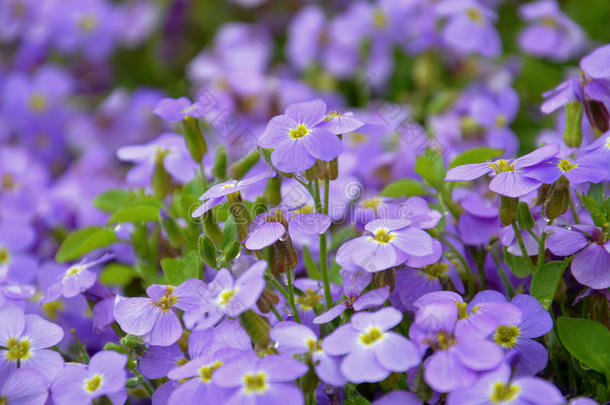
128, 365, 154, 397
286, 269, 301, 323
70, 328, 89, 363
199, 162, 207, 188
512, 221, 535, 271
313, 178, 333, 309
490, 246, 515, 298
438, 235, 475, 298
568, 193, 580, 224
535, 220, 552, 272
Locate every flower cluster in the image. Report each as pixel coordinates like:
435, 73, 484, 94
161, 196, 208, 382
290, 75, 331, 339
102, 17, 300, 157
0, 0, 609, 404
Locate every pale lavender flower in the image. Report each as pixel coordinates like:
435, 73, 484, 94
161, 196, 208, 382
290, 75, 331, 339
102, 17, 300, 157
0, 368, 48, 405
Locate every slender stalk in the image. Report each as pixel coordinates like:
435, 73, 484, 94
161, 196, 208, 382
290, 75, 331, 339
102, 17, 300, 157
129, 365, 154, 397
490, 246, 515, 298
70, 328, 89, 363
511, 221, 535, 271
313, 178, 333, 309
568, 194, 580, 224
286, 269, 301, 323
438, 235, 475, 298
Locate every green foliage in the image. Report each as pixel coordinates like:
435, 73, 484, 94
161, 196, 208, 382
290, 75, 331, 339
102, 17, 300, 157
557, 317, 610, 381
504, 249, 533, 278
530, 261, 567, 310
108, 204, 161, 224
415, 149, 446, 190
55, 226, 118, 263
161, 250, 201, 286
99, 263, 138, 287
380, 179, 426, 198
448, 147, 503, 168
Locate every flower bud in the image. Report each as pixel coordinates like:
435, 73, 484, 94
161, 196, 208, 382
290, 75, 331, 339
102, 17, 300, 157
239, 310, 271, 348
584, 99, 610, 134
499, 196, 518, 226
229, 150, 260, 179
151, 159, 171, 198
120, 335, 146, 355
517, 202, 535, 230
125, 377, 140, 389
212, 145, 227, 180
563, 101, 583, 148
326, 158, 339, 180
256, 289, 279, 314
197, 234, 218, 268
263, 176, 282, 207
543, 177, 570, 220
182, 116, 207, 163
373, 268, 396, 292
227, 192, 252, 242
103, 343, 128, 354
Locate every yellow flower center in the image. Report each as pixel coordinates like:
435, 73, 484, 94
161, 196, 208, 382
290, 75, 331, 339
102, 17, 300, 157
218, 288, 237, 307
295, 288, 322, 311
360, 327, 384, 346
540, 16, 558, 27
488, 159, 515, 174
456, 302, 469, 320
467, 7, 484, 23
6, 338, 30, 361
490, 382, 521, 403
0, 247, 10, 265
1, 173, 16, 191
244, 372, 267, 393
605, 137, 610, 150
153, 287, 178, 312
373, 228, 393, 244
199, 361, 223, 383
494, 325, 520, 348
372, 8, 388, 28
79, 15, 98, 32
64, 265, 84, 279
557, 159, 578, 172
326, 111, 343, 121
306, 338, 322, 353
264, 209, 286, 224
496, 114, 507, 128
361, 198, 382, 211
437, 332, 457, 351
28, 94, 47, 112
0, 396, 6, 405
84, 375, 103, 393
154, 147, 170, 164
42, 301, 64, 320
293, 204, 314, 214
423, 263, 448, 279
289, 124, 311, 139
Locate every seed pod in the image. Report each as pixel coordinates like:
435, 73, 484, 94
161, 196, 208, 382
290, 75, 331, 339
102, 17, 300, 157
151, 159, 171, 198
227, 192, 252, 242
326, 158, 339, 180
263, 176, 282, 207
373, 268, 396, 292
239, 310, 271, 348
563, 101, 583, 148
584, 99, 610, 133
269, 241, 290, 276
499, 196, 519, 226
183, 115, 207, 163
543, 177, 570, 220
198, 234, 217, 268
517, 202, 535, 230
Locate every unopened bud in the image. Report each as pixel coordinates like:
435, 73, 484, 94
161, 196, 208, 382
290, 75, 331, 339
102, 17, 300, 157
326, 158, 339, 180
227, 192, 252, 242
263, 176, 282, 207
373, 268, 396, 292
151, 160, 171, 198
103, 343, 128, 354
517, 202, 535, 230
584, 99, 610, 134
543, 177, 570, 220
563, 101, 583, 148
125, 377, 140, 389
229, 150, 260, 179
239, 310, 271, 348
202, 211, 223, 245
120, 335, 146, 355
183, 116, 207, 162
499, 196, 519, 226
212, 145, 227, 180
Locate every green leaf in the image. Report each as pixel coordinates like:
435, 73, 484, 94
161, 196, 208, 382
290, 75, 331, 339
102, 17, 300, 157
55, 227, 118, 263
302, 246, 321, 280
161, 251, 201, 286
99, 263, 138, 287
221, 216, 237, 249
449, 147, 504, 169
415, 149, 446, 190
557, 317, 610, 379
530, 261, 566, 309
504, 250, 533, 278
380, 179, 426, 198
108, 204, 161, 224
93, 189, 132, 212
582, 195, 608, 227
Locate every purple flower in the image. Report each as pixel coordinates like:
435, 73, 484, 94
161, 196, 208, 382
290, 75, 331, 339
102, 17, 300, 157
191, 170, 275, 217
259, 99, 342, 173
167, 347, 242, 405
445, 144, 559, 198
183, 261, 266, 330
322, 307, 420, 383
51, 351, 127, 405
114, 279, 203, 346
117, 133, 199, 186
212, 351, 308, 405
0, 305, 64, 382
154, 97, 205, 122
373, 390, 422, 405
244, 206, 330, 250
436, 0, 501, 58
0, 368, 48, 405
270, 321, 347, 386
139, 343, 186, 380
42, 253, 113, 302
581, 43, 610, 80
314, 270, 389, 324
547, 224, 610, 289
0, 218, 37, 284
323, 110, 365, 135
447, 363, 564, 405
470, 291, 553, 375
410, 291, 518, 392
456, 193, 501, 246
518, 0, 584, 61
336, 219, 436, 272
525, 156, 609, 185
293, 278, 341, 332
